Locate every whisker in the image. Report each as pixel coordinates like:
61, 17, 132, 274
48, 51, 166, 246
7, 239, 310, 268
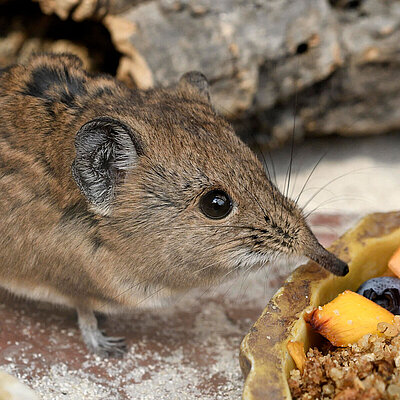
308, 223, 340, 237
194, 235, 256, 257
125, 224, 263, 235
266, 148, 278, 187
294, 152, 328, 205
258, 150, 279, 213
211, 265, 245, 299
265, 149, 278, 212
250, 137, 279, 211
134, 287, 165, 307
151, 252, 247, 308
263, 261, 269, 298
222, 269, 246, 300
233, 261, 259, 303
243, 185, 268, 217
284, 83, 298, 200
289, 158, 303, 199
301, 167, 380, 211
304, 195, 372, 219
298, 186, 335, 196
97, 236, 262, 310
252, 131, 273, 183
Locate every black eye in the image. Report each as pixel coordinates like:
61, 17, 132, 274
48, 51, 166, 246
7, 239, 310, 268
199, 189, 233, 219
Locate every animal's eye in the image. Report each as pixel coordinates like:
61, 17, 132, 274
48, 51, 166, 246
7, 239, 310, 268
199, 189, 233, 220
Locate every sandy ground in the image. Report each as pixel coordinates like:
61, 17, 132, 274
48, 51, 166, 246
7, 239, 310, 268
1, 133, 399, 399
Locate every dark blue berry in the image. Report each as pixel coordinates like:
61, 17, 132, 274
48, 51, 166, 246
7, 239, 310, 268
357, 277, 400, 314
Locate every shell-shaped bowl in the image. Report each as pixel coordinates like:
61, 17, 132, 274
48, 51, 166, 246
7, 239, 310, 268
240, 211, 400, 400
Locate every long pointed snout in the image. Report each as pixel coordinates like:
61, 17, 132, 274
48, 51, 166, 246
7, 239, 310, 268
304, 239, 349, 277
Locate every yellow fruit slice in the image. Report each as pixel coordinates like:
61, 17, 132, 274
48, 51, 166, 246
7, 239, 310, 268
304, 290, 394, 346
286, 341, 306, 373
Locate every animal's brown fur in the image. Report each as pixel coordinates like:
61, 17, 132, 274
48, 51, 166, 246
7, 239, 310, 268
0, 53, 347, 355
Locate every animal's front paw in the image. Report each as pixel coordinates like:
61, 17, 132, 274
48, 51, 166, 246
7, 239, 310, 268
83, 329, 127, 357
77, 307, 127, 357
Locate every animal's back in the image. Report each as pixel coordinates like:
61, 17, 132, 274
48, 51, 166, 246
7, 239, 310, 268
0, 54, 120, 305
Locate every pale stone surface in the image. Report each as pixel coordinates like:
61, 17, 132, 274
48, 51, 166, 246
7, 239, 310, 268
0, 370, 39, 400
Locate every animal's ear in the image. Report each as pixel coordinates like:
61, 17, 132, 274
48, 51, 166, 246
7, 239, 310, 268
179, 71, 210, 101
72, 117, 140, 215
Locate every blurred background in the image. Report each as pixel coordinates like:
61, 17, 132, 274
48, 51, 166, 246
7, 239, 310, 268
1, 0, 400, 399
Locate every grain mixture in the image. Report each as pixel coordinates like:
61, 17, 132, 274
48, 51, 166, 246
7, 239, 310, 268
289, 323, 400, 399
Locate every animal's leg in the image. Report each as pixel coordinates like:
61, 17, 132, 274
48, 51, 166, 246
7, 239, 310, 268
76, 306, 127, 357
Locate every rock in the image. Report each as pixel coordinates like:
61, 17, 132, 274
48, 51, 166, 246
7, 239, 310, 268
98, 0, 400, 145
9, 0, 400, 144
0, 1, 120, 75
0, 370, 39, 400
33, 0, 136, 21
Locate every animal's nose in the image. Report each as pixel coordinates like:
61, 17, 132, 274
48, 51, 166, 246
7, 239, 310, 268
306, 244, 349, 276
303, 234, 349, 276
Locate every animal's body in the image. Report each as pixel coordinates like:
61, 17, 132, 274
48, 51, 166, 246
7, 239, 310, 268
0, 54, 348, 355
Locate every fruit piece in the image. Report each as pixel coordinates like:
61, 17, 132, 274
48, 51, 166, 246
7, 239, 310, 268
287, 341, 306, 373
240, 211, 400, 400
305, 290, 395, 346
389, 245, 400, 278
357, 276, 400, 314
